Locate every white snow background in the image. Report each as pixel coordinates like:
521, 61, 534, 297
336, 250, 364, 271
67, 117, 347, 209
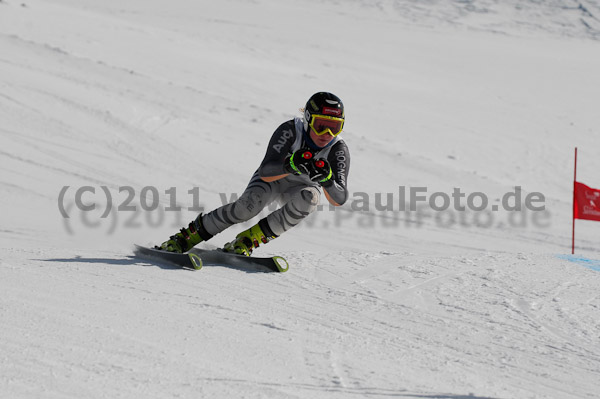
1, 0, 600, 398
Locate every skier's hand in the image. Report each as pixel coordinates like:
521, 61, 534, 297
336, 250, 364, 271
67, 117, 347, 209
310, 159, 333, 184
284, 149, 333, 184
285, 149, 315, 176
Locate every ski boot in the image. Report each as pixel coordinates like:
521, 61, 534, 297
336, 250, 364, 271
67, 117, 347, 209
157, 214, 213, 253
223, 219, 277, 257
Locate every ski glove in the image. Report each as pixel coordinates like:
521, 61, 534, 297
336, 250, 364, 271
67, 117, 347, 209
311, 159, 333, 185
284, 149, 313, 176
285, 149, 333, 184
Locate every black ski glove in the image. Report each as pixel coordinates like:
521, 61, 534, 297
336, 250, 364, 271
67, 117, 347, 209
284, 149, 315, 176
285, 149, 333, 184
311, 158, 333, 185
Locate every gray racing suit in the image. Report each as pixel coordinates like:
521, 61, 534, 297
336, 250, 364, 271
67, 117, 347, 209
200, 117, 351, 238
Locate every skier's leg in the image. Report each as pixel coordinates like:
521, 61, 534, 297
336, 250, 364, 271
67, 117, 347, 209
157, 171, 276, 253
265, 186, 320, 236
223, 185, 320, 256
201, 171, 277, 236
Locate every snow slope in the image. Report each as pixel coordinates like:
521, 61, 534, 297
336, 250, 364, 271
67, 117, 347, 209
1, 0, 600, 398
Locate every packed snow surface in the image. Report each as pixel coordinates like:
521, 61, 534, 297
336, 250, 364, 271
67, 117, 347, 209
1, 0, 600, 398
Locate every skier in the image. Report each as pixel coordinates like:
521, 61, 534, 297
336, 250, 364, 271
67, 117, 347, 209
157, 92, 351, 256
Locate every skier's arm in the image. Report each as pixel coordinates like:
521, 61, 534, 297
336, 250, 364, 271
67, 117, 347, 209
322, 140, 350, 206
258, 120, 296, 182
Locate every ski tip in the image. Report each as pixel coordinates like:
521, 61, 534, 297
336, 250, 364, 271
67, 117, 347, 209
133, 244, 154, 252
133, 244, 148, 255
272, 256, 289, 273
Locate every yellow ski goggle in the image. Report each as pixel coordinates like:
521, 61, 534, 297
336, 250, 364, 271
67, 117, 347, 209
309, 114, 344, 137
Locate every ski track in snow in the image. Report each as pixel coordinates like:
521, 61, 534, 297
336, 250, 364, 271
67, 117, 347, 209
1, 0, 600, 398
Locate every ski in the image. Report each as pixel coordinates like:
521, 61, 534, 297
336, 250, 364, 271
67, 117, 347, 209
134, 245, 203, 270
190, 247, 289, 273
134, 245, 289, 273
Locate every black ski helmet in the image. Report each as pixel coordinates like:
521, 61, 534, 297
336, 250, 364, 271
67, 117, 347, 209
303, 92, 345, 131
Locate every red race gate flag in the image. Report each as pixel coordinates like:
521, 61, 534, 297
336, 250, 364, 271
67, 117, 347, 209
573, 181, 600, 222
572, 147, 600, 254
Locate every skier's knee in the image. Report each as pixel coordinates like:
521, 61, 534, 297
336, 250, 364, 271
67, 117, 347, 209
234, 190, 267, 220
298, 187, 320, 214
